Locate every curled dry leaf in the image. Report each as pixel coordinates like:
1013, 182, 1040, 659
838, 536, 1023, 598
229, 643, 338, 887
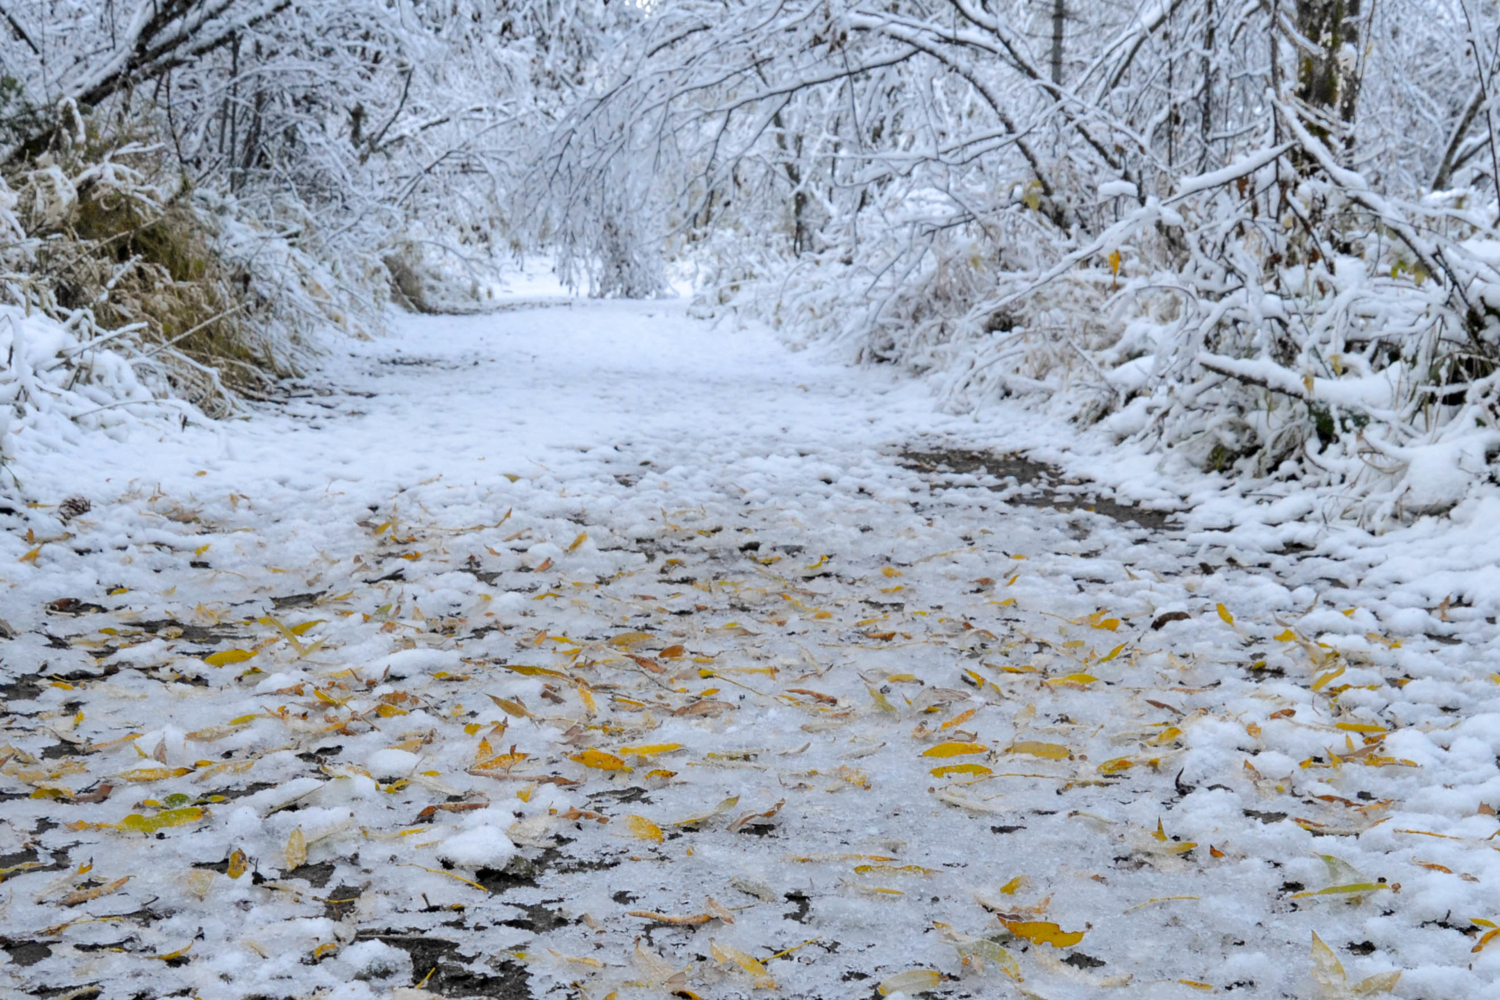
62, 875, 131, 906
730, 798, 785, 831
628, 909, 714, 925
673, 796, 740, 827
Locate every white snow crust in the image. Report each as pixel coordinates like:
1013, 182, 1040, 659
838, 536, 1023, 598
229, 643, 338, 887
3, 286, 1499, 998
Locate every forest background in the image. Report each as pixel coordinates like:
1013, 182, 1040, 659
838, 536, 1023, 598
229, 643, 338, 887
4, 0, 1500, 523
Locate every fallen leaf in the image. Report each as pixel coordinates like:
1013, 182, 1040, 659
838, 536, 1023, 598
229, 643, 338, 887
1001, 918, 1086, 948
877, 969, 942, 995
711, 938, 775, 988
62, 875, 131, 906
116, 807, 207, 835
922, 741, 989, 758
626, 815, 664, 843
608, 631, 656, 647
570, 748, 631, 772
286, 827, 307, 869
1007, 741, 1071, 760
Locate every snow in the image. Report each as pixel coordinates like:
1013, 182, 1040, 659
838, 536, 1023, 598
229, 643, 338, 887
3, 289, 1500, 998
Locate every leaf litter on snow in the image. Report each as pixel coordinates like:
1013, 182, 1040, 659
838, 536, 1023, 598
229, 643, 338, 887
3, 362, 1499, 997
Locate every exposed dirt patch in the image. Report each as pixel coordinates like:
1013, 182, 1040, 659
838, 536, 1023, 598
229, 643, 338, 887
899, 446, 1180, 530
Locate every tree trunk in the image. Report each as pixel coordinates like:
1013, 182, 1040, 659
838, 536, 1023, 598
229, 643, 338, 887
1293, 0, 1362, 157
1050, 0, 1065, 86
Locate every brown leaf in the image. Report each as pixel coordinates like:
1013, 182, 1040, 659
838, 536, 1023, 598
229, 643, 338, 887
62, 875, 131, 906
628, 910, 715, 925
74, 782, 114, 804
675, 699, 735, 717
625, 653, 665, 673
730, 798, 785, 832
558, 806, 610, 824
416, 801, 490, 823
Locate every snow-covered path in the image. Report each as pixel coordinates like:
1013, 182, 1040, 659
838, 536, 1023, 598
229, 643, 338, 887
3, 300, 1500, 1000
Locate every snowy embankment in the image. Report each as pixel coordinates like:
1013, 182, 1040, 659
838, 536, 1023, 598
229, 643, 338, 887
2, 297, 1499, 999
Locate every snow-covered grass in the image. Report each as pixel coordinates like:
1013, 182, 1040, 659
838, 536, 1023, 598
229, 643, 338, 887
3, 299, 1499, 999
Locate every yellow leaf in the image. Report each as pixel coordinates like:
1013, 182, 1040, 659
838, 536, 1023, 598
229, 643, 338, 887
471, 749, 528, 771
1472, 928, 1500, 953
227, 849, 249, 879
930, 763, 991, 777
289, 619, 324, 636
1048, 672, 1098, 687
1275, 629, 1298, 641
711, 939, 776, 989
1150, 726, 1183, 745
1179, 981, 1215, 991
500, 663, 568, 678
1313, 665, 1347, 692
1335, 722, 1386, 734
571, 748, 631, 772
868, 685, 899, 714
1217, 603, 1234, 625
118, 767, 193, 782
999, 876, 1028, 895
487, 694, 531, 718
626, 815, 664, 843
1352, 970, 1402, 994
116, 807, 206, 834
922, 742, 989, 758
645, 768, 677, 779
194, 543, 211, 557
608, 631, 656, 646
882, 566, 902, 577
204, 649, 255, 667
1311, 931, 1345, 988
1292, 883, 1393, 899
877, 969, 942, 996
1001, 918, 1085, 948
18, 546, 42, 563
1097, 757, 1134, 774
568, 532, 588, 552
939, 708, 977, 730
1108, 249, 1122, 275
1007, 741, 1071, 759
151, 942, 193, 962
1099, 643, 1127, 663
619, 743, 683, 757
286, 827, 307, 869
1093, 618, 1120, 632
